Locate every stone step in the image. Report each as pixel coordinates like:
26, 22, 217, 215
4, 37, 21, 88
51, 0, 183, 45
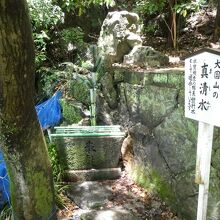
66, 181, 112, 209
65, 168, 121, 182
65, 180, 140, 220
78, 207, 140, 220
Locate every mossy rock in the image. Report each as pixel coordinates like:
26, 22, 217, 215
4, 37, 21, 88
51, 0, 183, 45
60, 99, 82, 124
154, 108, 196, 174
69, 78, 90, 106
99, 72, 118, 109
131, 164, 175, 204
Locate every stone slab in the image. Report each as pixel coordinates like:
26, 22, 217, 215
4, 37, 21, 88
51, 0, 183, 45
55, 137, 123, 169
66, 168, 121, 182
67, 181, 112, 209
79, 207, 140, 220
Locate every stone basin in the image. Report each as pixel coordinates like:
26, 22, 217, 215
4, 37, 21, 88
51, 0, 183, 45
50, 126, 125, 170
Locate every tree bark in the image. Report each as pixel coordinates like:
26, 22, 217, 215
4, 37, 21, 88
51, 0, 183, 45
0, 1, 56, 219
214, 0, 220, 41
167, 0, 177, 48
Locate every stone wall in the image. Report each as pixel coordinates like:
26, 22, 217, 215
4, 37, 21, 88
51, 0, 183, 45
98, 66, 220, 220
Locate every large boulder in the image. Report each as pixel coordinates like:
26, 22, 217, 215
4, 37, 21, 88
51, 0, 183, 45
97, 11, 142, 65
97, 10, 169, 69
96, 10, 169, 110
123, 45, 169, 68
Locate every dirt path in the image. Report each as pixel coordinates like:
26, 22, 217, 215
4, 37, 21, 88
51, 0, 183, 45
57, 171, 179, 220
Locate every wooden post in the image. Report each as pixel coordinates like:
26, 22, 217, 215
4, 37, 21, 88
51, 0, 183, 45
196, 121, 214, 220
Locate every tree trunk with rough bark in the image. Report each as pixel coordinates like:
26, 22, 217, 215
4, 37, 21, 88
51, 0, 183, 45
214, 0, 220, 41
167, 0, 177, 49
0, 1, 56, 219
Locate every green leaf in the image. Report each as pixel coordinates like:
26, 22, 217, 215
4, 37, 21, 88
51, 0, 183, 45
182, 10, 187, 17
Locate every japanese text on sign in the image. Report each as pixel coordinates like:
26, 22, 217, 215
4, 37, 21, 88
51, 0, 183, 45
185, 51, 220, 127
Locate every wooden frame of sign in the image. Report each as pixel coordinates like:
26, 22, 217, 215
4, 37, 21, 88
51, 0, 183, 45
185, 48, 220, 220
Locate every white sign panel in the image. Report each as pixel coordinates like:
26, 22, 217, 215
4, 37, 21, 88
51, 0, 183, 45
185, 51, 220, 127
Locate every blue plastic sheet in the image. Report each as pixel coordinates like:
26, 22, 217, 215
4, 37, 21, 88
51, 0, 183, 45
0, 153, 10, 208
35, 91, 62, 130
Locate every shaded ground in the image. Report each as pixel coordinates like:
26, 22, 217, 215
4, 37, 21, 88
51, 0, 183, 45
57, 171, 179, 220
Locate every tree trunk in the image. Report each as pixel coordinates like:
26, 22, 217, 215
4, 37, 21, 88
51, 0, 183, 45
0, 1, 56, 219
167, 0, 177, 48
214, 0, 220, 41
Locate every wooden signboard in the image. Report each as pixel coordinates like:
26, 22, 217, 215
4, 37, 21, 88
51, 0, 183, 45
185, 48, 220, 220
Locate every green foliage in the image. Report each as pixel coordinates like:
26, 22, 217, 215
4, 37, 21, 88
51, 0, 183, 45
54, 182, 69, 209
0, 204, 13, 220
69, 72, 95, 105
28, 0, 64, 68
60, 27, 85, 51
33, 32, 50, 68
135, 0, 205, 18
39, 68, 61, 97
60, 99, 82, 124
143, 22, 158, 35
28, 0, 64, 30
135, 0, 166, 15
47, 143, 69, 208
57, 0, 115, 14
47, 143, 64, 182
134, 0, 205, 48
174, 0, 205, 17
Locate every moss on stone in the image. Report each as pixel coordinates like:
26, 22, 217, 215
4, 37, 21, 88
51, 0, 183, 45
124, 71, 145, 85
65, 143, 89, 169
114, 69, 124, 83
91, 148, 106, 168
152, 73, 168, 85
100, 72, 118, 109
62, 142, 107, 169
69, 79, 90, 105
55, 137, 122, 170
138, 85, 178, 128
131, 164, 175, 204
186, 119, 198, 142
167, 73, 184, 88
152, 72, 184, 89
60, 99, 82, 124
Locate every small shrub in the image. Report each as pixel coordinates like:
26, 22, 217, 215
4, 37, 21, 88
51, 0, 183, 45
60, 99, 82, 124
69, 78, 91, 105
28, 0, 64, 67
0, 204, 13, 220
47, 143, 64, 182
61, 27, 85, 49
37, 68, 61, 99
47, 143, 70, 208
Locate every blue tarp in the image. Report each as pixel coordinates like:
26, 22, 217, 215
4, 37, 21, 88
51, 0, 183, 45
35, 91, 62, 130
0, 153, 10, 208
0, 91, 62, 208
